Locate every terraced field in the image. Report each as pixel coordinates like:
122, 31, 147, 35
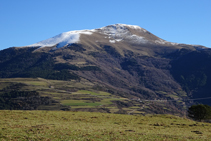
0, 78, 147, 114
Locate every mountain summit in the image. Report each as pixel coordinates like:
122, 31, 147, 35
27, 24, 180, 49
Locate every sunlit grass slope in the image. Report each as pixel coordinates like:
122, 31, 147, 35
0, 110, 211, 140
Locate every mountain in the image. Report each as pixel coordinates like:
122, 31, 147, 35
0, 24, 210, 115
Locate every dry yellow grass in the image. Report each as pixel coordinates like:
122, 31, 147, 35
0, 110, 211, 140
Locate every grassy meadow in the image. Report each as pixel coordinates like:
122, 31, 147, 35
0, 110, 211, 141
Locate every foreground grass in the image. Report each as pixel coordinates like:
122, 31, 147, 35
0, 111, 211, 140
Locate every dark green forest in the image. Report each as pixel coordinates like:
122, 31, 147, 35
0, 83, 56, 110
170, 49, 211, 105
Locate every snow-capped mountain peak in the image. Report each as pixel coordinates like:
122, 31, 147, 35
25, 24, 179, 48
26, 24, 148, 48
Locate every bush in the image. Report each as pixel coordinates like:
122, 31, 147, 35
188, 104, 211, 121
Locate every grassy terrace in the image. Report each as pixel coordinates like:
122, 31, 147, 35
0, 110, 211, 140
62, 100, 102, 107
0, 78, 144, 114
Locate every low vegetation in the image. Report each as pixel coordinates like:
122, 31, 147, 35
188, 104, 211, 121
0, 110, 211, 140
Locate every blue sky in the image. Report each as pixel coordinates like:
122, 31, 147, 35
0, 0, 211, 50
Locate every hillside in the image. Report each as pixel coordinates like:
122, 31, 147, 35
0, 24, 210, 114
0, 110, 210, 140
0, 78, 182, 115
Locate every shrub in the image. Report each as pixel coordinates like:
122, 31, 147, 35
188, 104, 211, 121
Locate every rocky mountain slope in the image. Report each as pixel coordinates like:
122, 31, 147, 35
0, 24, 210, 114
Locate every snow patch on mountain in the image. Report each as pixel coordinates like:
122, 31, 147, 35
128, 35, 148, 44
28, 30, 94, 48
109, 40, 116, 43
155, 39, 179, 45
99, 24, 148, 44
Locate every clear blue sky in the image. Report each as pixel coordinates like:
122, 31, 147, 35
0, 0, 210, 50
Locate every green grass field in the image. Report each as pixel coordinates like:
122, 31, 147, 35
62, 100, 102, 107
0, 110, 211, 141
